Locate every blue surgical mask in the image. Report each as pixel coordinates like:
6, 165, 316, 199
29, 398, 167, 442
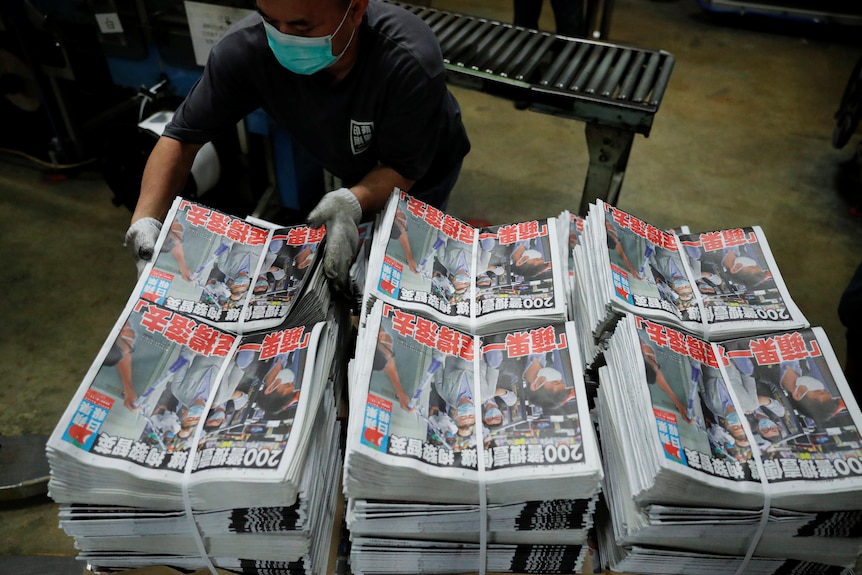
457, 402, 474, 418
263, 2, 355, 75
484, 406, 502, 422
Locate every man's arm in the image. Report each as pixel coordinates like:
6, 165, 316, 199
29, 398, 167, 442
132, 136, 203, 224
349, 163, 415, 214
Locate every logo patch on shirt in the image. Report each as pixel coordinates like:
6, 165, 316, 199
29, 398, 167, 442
350, 120, 374, 155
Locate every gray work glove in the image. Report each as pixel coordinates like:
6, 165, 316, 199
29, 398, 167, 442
307, 188, 362, 293
124, 217, 162, 277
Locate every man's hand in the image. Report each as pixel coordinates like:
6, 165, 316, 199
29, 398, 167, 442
307, 188, 362, 292
125, 217, 162, 277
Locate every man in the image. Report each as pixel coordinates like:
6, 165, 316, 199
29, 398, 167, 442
721, 250, 776, 292
780, 364, 848, 425
254, 354, 301, 417
640, 338, 693, 424
523, 354, 578, 416
103, 320, 139, 410
428, 354, 505, 443
125, 0, 470, 291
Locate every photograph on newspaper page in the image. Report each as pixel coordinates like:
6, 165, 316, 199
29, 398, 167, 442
139, 197, 323, 333
367, 191, 566, 333
631, 315, 862, 494
600, 202, 699, 330
472, 217, 566, 326
353, 301, 596, 481
51, 296, 325, 483
597, 201, 807, 338
718, 327, 862, 488
677, 226, 806, 336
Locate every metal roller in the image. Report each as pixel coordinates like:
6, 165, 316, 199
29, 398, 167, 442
387, 1, 675, 135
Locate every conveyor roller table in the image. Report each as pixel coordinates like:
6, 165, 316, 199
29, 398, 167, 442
390, 1, 675, 215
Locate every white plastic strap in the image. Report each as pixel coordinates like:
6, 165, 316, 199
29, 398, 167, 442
473, 345, 488, 575
713, 344, 772, 575
181, 339, 241, 575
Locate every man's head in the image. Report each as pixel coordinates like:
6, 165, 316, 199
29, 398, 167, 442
256, 367, 298, 416
482, 402, 504, 427
451, 398, 475, 431
672, 277, 694, 303
785, 374, 831, 403
728, 256, 770, 288
513, 249, 550, 279
265, 368, 295, 396
204, 406, 226, 431
450, 271, 471, 295
757, 417, 782, 442
724, 410, 747, 441
254, 275, 270, 294
528, 367, 571, 410
229, 273, 251, 297
795, 394, 844, 423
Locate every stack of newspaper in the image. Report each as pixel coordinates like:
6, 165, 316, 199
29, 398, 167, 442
57, 404, 341, 571
46, 198, 346, 574
559, 210, 601, 368
341, 194, 603, 574
571, 200, 809, 353
362, 190, 570, 335
593, 312, 862, 573
346, 496, 597, 544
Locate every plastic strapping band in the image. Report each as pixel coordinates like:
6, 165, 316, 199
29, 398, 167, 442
473, 346, 488, 575
714, 344, 772, 575
181, 339, 241, 575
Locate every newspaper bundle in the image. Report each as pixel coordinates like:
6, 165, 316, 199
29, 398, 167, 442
345, 298, 602, 502
363, 190, 569, 335
348, 537, 589, 574
58, 404, 341, 571
342, 290, 603, 573
593, 312, 862, 573
572, 201, 808, 348
46, 197, 346, 574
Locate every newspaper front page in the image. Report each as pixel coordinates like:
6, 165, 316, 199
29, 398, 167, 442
47, 293, 332, 510
364, 191, 568, 334
600, 313, 862, 512
139, 197, 324, 333
344, 298, 602, 504
577, 201, 808, 342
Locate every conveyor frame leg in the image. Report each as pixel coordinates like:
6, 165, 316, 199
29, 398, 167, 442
579, 123, 634, 215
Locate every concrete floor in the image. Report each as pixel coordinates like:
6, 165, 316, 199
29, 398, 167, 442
1, 0, 861, 572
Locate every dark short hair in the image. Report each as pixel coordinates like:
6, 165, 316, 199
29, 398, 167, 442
528, 386, 569, 410
796, 395, 841, 423
254, 390, 297, 417
513, 261, 549, 279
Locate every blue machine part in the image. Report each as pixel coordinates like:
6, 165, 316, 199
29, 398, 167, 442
106, 46, 321, 212
106, 47, 202, 98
